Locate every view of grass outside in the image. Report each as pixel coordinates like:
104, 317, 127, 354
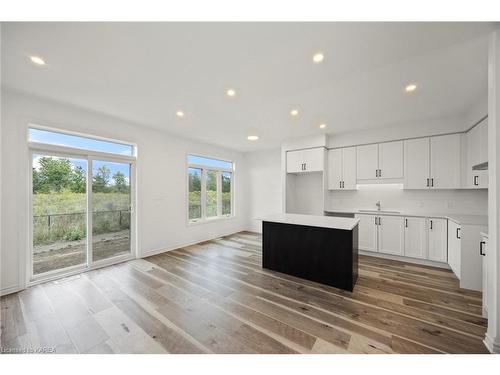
32, 155, 131, 275
188, 167, 232, 221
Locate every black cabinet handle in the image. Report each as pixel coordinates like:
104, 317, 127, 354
474, 176, 479, 186
375, 169, 378, 177
342, 181, 344, 188
480, 241, 486, 256
456, 227, 461, 239
378, 217, 381, 226
430, 220, 433, 230
379, 169, 382, 177
374, 217, 377, 225
405, 218, 408, 228
431, 178, 434, 187
339, 181, 342, 188
426, 178, 429, 187
304, 163, 307, 171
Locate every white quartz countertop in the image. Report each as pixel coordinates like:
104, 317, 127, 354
324, 208, 488, 226
259, 213, 359, 231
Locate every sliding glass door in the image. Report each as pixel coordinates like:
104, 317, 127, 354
32, 154, 88, 276
91, 160, 132, 262
31, 152, 134, 280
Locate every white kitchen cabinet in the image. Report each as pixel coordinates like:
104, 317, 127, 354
355, 214, 378, 252
328, 147, 356, 190
286, 148, 324, 173
481, 233, 488, 317
448, 220, 461, 279
357, 144, 379, 180
378, 215, 404, 256
378, 141, 404, 179
430, 134, 461, 189
467, 119, 488, 189
404, 134, 461, 189
404, 217, 427, 259
427, 218, 447, 262
357, 141, 403, 181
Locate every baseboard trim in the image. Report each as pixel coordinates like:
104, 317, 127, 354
359, 250, 450, 269
484, 333, 500, 353
140, 229, 245, 258
0, 284, 22, 297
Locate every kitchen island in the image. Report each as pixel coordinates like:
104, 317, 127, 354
260, 213, 359, 291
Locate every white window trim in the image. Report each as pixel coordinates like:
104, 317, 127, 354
187, 155, 234, 226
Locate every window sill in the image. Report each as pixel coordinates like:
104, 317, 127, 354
188, 215, 235, 226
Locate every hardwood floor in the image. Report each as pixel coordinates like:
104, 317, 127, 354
1, 231, 488, 354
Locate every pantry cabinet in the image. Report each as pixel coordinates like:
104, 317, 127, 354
357, 141, 403, 181
404, 134, 461, 189
286, 147, 324, 173
327, 147, 356, 190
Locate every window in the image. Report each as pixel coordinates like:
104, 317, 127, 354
29, 127, 134, 156
187, 154, 234, 223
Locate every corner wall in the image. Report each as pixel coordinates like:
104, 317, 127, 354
0, 90, 248, 295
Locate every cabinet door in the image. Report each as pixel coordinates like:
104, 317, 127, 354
428, 218, 447, 262
342, 147, 357, 190
303, 148, 324, 172
404, 138, 429, 189
447, 220, 461, 278
357, 144, 379, 180
404, 217, 427, 259
355, 214, 378, 252
378, 216, 404, 256
286, 150, 304, 173
327, 149, 343, 190
482, 237, 488, 317
479, 119, 488, 164
379, 141, 404, 179
430, 134, 461, 189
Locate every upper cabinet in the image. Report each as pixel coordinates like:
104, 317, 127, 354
286, 147, 325, 174
357, 141, 403, 181
404, 134, 461, 189
328, 147, 356, 190
466, 118, 488, 189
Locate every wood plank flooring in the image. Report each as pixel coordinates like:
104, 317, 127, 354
0, 231, 488, 354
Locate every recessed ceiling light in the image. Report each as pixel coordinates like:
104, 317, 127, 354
247, 135, 259, 141
313, 52, 324, 63
226, 88, 236, 97
176, 110, 185, 118
290, 109, 299, 117
30, 56, 46, 66
318, 123, 327, 129
405, 83, 417, 93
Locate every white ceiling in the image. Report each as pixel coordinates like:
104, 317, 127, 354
2, 22, 497, 151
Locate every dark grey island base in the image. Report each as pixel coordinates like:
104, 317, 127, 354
261, 213, 359, 292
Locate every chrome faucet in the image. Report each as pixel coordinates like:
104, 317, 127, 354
376, 201, 381, 211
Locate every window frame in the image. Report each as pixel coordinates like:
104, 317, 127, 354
26, 124, 137, 285
187, 153, 234, 225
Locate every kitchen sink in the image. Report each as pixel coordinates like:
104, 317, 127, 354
358, 209, 401, 214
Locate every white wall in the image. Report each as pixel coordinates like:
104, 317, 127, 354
0, 90, 248, 295
325, 185, 488, 216
244, 149, 282, 232
327, 115, 473, 149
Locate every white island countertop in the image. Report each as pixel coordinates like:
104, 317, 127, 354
259, 213, 359, 231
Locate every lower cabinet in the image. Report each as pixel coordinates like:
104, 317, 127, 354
378, 216, 404, 256
428, 218, 448, 262
357, 214, 378, 252
404, 217, 427, 259
355, 214, 448, 263
448, 220, 461, 278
